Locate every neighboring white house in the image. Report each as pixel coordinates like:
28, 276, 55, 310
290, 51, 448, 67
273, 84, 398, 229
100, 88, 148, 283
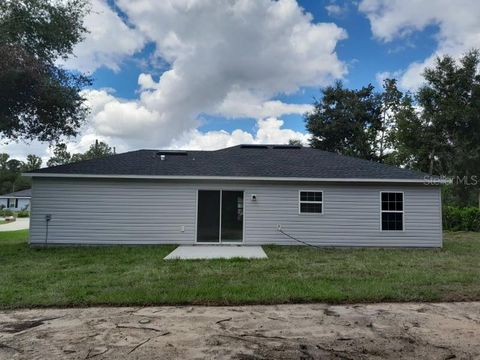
24, 145, 443, 247
0, 188, 31, 211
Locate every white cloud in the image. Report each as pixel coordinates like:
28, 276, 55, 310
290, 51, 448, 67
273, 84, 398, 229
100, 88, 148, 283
78, 88, 310, 152
94, 101, 161, 139
171, 117, 309, 150
5, 0, 347, 160
254, 117, 309, 144
359, 0, 480, 89
0, 140, 50, 164
325, 4, 348, 17
375, 70, 402, 87
216, 90, 313, 119
64, 0, 146, 72
86, 0, 347, 147
138, 73, 157, 91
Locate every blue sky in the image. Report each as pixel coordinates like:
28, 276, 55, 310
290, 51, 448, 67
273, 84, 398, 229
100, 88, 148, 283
3, 0, 479, 160
89, 0, 439, 135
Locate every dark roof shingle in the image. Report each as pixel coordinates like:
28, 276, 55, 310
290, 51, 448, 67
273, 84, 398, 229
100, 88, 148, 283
28, 145, 427, 180
0, 188, 32, 198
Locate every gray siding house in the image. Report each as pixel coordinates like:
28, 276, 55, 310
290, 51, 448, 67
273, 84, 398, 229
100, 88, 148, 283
25, 145, 442, 247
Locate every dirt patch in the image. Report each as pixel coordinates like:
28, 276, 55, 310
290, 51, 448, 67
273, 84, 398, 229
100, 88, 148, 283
0, 317, 61, 334
0, 302, 479, 359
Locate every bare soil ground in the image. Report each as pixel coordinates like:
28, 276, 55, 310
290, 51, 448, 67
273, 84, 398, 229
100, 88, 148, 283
0, 302, 479, 360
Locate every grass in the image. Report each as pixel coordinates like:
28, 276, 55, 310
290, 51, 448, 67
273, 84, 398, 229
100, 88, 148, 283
0, 230, 479, 309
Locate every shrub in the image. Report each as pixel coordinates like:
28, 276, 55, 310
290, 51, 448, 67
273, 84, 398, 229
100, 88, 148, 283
17, 210, 30, 218
1, 209, 14, 217
443, 206, 480, 231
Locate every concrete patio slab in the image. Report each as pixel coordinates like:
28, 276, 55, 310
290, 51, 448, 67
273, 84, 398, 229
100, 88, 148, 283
164, 245, 268, 260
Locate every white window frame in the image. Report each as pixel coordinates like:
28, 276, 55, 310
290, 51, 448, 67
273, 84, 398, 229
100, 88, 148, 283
380, 191, 405, 232
298, 190, 324, 215
8, 198, 16, 208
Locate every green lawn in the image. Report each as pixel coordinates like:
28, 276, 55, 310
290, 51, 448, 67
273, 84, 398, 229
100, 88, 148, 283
0, 230, 479, 309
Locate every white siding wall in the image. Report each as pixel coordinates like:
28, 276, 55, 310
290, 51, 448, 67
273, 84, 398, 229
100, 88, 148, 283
30, 178, 442, 247
0, 199, 8, 209
0, 198, 30, 211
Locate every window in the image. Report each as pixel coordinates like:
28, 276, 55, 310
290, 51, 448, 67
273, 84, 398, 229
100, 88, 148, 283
299, 191, 323, 214
381, 192, 404, 231
7, 198, 17, 208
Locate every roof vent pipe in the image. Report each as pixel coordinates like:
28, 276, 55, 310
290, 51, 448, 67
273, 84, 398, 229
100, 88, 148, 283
160, 154, 166, 161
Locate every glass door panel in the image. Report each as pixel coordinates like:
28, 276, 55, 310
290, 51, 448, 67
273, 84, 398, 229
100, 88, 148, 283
197, 190, 220, 242
220, 191, 243, 242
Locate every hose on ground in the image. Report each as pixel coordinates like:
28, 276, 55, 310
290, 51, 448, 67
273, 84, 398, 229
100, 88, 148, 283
278, 228, 324, 249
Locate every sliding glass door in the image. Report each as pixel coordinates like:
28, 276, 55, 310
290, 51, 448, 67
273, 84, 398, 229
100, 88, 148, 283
197, 190, 244, 243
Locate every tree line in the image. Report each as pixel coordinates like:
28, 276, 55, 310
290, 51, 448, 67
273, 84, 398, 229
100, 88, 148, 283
303, 51, 480, 207
0, 140, 114, 195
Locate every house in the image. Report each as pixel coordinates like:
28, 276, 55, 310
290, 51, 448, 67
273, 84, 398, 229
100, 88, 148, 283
24, 145, 442, 247
0, 188, 32, 211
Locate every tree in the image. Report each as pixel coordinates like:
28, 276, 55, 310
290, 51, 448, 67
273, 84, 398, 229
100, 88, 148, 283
79, 139, 114, 161
0, 0, 91, 142
288, 139, 303, 146
0, 154, 32, 194
378, 79, 403, 162
0, 153, 9, 170
306, 81, 383, 161
46, 143, 71, 167
6, 159, 22, 173
47, 140, 114, 167
22, 155, 42, 171
393, 50, 480, 206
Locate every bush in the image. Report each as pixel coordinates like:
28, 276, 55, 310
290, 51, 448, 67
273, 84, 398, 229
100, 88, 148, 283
1, 209, 14, 217
443, 206, 480, 231
17, 210, 30, 218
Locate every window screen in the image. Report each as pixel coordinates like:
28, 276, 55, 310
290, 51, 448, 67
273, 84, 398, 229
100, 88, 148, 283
299, 191, 323, 214
381, 192, 403, 231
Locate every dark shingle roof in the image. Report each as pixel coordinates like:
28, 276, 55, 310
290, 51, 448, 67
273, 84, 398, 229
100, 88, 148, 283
27, 145, 427, 181
0, 188, 32, 198
32, 145, 425, 180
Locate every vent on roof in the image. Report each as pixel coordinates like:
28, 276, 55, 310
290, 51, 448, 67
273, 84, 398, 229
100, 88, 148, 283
240, 144, 269, 149
272, 145, 302, 149
156, 151, 188, 156
156, 151, 187, 160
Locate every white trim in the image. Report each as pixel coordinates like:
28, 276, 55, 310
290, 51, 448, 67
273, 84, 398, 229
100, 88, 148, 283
23, 172, 445, 184
298, 190, 324, 215
380, 191, 405, 232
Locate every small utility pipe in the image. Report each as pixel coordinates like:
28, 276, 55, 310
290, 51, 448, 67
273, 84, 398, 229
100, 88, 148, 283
45, 214, 51, 245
